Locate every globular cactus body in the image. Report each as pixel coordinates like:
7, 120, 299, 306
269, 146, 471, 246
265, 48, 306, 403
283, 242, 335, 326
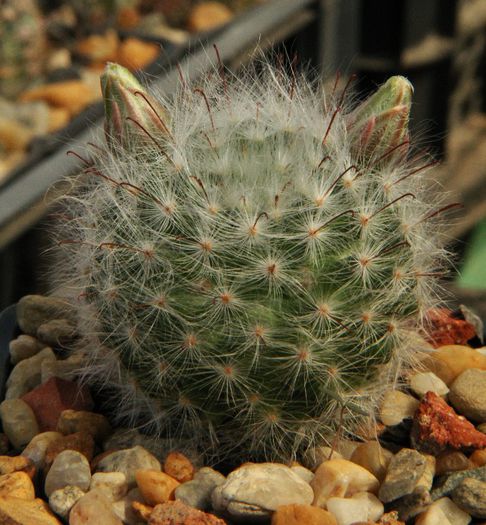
54, 60, 451, 461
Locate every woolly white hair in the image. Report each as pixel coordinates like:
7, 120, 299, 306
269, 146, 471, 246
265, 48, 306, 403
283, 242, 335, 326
49, 56, 455, 463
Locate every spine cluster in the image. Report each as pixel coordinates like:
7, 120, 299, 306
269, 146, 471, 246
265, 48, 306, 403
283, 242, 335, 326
52, 60, 453, 461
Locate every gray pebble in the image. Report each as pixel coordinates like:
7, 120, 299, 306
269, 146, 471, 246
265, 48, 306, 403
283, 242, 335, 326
175, 467, 225, 510
44, 450, 91, 497
379, 448, 427, 503
16, 295, 74, 336
449, 368, 486, 423
0, 399, 39, 450
5, 347, 56, 399
49, 485, 85, 519
452, 477, 486, 519
432, 465, 486, 500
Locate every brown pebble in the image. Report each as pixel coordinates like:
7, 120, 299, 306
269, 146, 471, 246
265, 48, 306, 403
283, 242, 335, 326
56, 409, 112, 443
163, 452, 194, 483
470, 448, 486, 467
44, 432, 94, 473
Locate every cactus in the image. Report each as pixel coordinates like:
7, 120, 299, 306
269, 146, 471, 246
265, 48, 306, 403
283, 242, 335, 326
0, 0, 47, 99
53, 61, 453, 462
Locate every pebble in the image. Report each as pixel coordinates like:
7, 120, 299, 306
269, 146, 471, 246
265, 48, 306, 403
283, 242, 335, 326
479, 422, 486, 433
21, 377, 93, 431
291, 464, 315, 483
380, 390, 420, 426
149, 500, 226, 525
435, 451, 473, 475
271, 503, 337, 525
112, 487, 145, 525
411, 391, 486, 454
393, 487, 431, 521
327, 492, 384, 525
44, 450, 91, 497
135, 469, 179, 505
212, 463, 313, 521
36, 318, 77, 346
311, 459, 379, 507
96, 446, 161, 487
90, 471, 128, 501
470, 449, 486, 467
69, 489, 123, 525
378, 448, 427, 503
21, 431, 62, 470
415, 454, 436, 493
163, 451, 194, 483
16, 295, 73, 336
431, 464, 486, 500
103, 428, 175, 463
302, 446, 343, 470
350, 441, 394, 483
0, 399, 39, 449
9, 334, 45, 364
0, 434, 8, 455
0, 455, 35, 477
186, 2, 233, 33
174, 467, 225, 510
452, 477, 486, 519
449, 368, 486, 422
410, 372, 449, 398
423, 345, 486, 385
48, 485, 85, 519
5, 347, 56, 399
416, 497, 471, 525
56, 409, 112, 442
0, 497, 61, 524
44, 431, 95, 470
0, 471, 35, 499
41, 354, 84, 383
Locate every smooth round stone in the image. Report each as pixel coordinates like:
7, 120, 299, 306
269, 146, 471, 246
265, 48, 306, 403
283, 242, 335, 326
9, 335, 45, 364
0, 399, 39, 450
21, 432, 63, 470
417, 497, 471, 525
302, 446, 343, 471
70, 489, 123, 524
380, 390, 420, 426
327, 492, 384, 525
96, 446, 161, 487
5, 347, 56, 400
423, 345, 486, 385
0, 471, 35, 499
163, 451, 194, 483
350, 441, 393, 483
44, 450, 91, 497
48, 485, 85, 519
410, 371, 449, 398
311, 459, 379, 508
90, 472, 128, 501
449, 369, 486, 422
271, 504, 337, 525
212, 463, 313, 521
470, 449, 486, 467
16, 295, 73, 336
135, 469, 179, 505
175, 467, 225, 510
452, 477, 486, 519
112, 488, 145, 525
291, 465, 315, 484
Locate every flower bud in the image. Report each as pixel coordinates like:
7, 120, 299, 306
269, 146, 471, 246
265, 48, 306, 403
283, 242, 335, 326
347, 76, 413, 164
101, 62, 169, 151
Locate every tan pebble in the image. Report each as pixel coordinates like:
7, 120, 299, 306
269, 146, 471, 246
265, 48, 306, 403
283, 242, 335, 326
76, 29, 119, 64
132, 500, 153, 521
20, 81, 98, 116
0, 119, 33, 152
21, 432, 62, 471
0, 472, 35, 499
90, 471, 128, 501
422, 345, 486, 385
70, 489, 122, 524
271, 503, 337, 525
470, 448, 486, 467
0, 496, 61, 524
302, 446, 343, 470
350, 441, 394, 483
44, 431, 94, 472
117, 38, 160, 71
435, 451, 473, 475
310, 458, 379, 508
56, 409, 112, 443
0, 456, 35, 478
135, 469, 180, 506
380, 390, 420, 426
163, 451, 194, 483
47, 107, 70, 133
187, 2, 233, 32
